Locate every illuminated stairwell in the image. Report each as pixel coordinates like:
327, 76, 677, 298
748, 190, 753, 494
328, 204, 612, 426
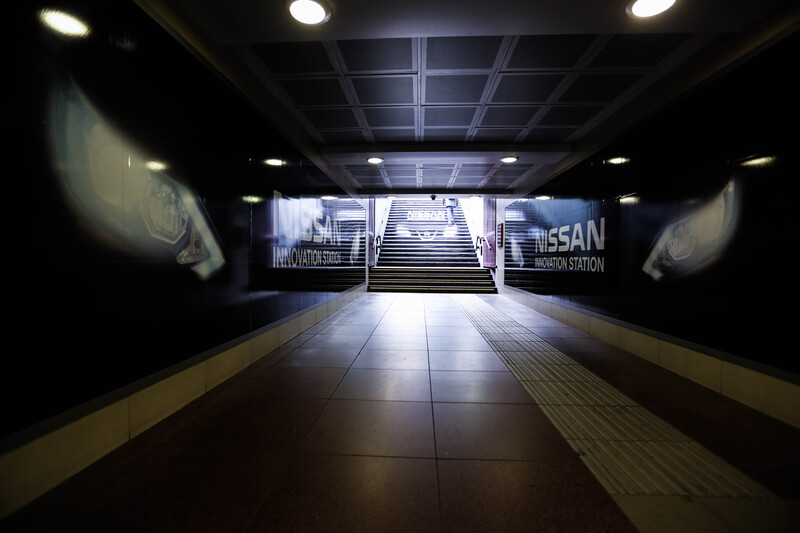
370, 199, 496, 293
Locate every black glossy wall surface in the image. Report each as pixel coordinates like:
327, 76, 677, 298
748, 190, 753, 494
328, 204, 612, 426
5, 1, 364, 439
505, 31, 798, 376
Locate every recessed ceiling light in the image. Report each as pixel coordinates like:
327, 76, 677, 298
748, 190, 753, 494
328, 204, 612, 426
320, 195, 338, 200
145, 160, 168, 172
264, 158, 286, 166
620, 195, 640, 204
366, 156, 384, 164
500, 155, 519, 163
740, 155, 777, 168
626, 0, 676, 18
286, 0, 331, 25
39, 9, 90, 37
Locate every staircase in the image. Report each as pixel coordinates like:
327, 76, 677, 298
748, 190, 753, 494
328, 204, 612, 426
370, 199, 496, 293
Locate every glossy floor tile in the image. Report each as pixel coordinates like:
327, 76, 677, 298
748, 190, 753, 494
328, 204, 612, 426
332, 368, 432, 401
438, 459, 635, 532
428, 349, 508, 371
4, 291, 800, 533
301, 399, 436, 457
433, 402, 574, 461
249, 454, 441, 532
430, 370, 533, 403
351, 348, 430, 369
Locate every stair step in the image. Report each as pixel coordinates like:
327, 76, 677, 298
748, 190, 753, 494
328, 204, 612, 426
368, 285, 497, 293
371, 280, 489, 285
380, 252, 474, 255
370, 273, 489, 276
373, 200, 494, 292
377, 257, 480, 261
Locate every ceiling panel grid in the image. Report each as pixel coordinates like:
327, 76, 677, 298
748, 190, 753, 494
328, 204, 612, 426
250, 31, 703, 193
153, 0, 797, 197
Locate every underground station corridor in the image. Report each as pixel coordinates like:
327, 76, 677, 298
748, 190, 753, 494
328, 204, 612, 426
5, 0, 800, 531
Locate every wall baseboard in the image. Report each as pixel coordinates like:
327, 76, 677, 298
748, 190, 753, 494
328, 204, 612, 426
500, 286, 800, 431
0, 286, 366, 520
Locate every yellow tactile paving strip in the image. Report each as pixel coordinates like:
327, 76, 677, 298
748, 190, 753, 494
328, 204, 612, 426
452, 294, 787, 531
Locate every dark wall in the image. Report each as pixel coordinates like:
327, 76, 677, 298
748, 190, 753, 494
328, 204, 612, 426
505, 30, 798, 376
5, 1, 364, 440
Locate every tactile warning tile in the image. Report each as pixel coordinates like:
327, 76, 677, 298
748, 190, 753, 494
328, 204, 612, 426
520, 380, 637, 406
494, 345, 575, 365
569, 440, 774, 498
507, 363, 603, 382
452, 294, 775, 500
539, 405, 690, 442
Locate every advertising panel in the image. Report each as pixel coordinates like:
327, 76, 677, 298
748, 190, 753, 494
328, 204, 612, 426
49, 77, 227, 281
505, 198, 616, 295
269, 191, 364, 269
250, 192, 366, 292
641, 180, 738, 282
5, 0, 365, 438
502, 161, 798, 374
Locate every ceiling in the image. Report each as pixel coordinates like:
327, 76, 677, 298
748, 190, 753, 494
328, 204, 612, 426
138, 0, 798, 198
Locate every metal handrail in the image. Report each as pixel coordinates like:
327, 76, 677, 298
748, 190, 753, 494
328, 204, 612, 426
475, 235, 492, 250
475, 235, 492, 255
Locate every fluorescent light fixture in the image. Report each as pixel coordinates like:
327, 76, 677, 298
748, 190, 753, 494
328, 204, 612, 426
620, 195, 640, 204
287, 0, 331, 25
386, 195, 397, 199
535, 195, 552, 200
606, 157, 630, 165
264, 158, 286, 166
320, 195, 338, 200
366, 156, 384, 164
500, 155, 519, 163
39, 9, 90, 37
242, 195, 264, 204
626, 0, 676, 18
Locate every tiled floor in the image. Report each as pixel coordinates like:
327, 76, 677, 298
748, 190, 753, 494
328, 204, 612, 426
4, 292, 800, 532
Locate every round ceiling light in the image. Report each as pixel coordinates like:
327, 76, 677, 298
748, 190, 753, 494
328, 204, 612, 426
145, 160, 168, 172
500, 155, 519, 163
366, 156, 384, 164
626, 0, 676, 18
39, 9, 90, 37
287, 0, 331, 25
